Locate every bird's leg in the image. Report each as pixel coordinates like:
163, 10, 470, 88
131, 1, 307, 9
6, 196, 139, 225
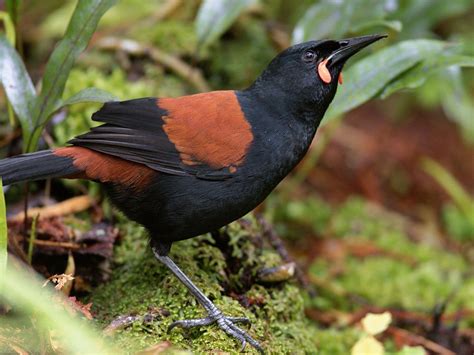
152, 246, 263, 353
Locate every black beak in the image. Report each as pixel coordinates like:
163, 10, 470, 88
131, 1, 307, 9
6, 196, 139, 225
328, 34, 387, 67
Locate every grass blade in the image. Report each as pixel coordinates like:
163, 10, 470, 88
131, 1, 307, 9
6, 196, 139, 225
0, 179, 7, 292
29, 0, 117, 152
195, 0, 253, 50
325, 39, 449, 119
0, 36, 36, 138
1, 260, 118, 354
56, 87, 118, 111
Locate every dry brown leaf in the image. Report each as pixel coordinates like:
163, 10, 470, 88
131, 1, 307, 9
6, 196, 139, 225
42, 274, 74, 290
138, 341, 173, 355
67, 297, 93, 320
9, 343, 29, 355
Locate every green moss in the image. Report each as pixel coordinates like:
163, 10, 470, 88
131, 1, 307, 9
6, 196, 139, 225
132, 20, 198, 56
311, 256, 473, 314
89, 217, 320, 353
206, 17, 277, 89
57, 67, 183, 147
312, 328, 360, 355
442, 203, 474, 242
274, 196, 473, 327
271, 195, 334, 237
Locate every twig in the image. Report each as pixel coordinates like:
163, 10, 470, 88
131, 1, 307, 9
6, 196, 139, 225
27, 214, 39, 264
7, 233, 28, 263
28, 239, 81, 250
387, 326, 456, 355
8, 195, 94, 223
256, 214, 317, 297
96, 37, 210, 92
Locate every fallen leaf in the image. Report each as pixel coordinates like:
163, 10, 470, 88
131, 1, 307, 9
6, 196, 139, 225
67, 297, 93, 320
9, 344, 29, 355
362, 312, 392, 335
42, 273, 74, 290
138, 341, 173, 354
351, 335, 384, 355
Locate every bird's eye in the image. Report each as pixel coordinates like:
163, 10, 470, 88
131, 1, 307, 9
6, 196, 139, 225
303, 50, 316, 62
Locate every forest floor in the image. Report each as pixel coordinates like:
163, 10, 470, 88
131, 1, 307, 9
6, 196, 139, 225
3, 102, 473, 354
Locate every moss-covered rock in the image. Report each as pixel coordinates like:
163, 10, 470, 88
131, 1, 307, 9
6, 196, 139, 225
89, 216, 320, 354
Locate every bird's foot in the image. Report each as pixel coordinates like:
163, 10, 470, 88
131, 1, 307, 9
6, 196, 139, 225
168, 311, 263, 353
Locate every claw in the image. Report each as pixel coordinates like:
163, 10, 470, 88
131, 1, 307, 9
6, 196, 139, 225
153, 253, 264, 353
240, 339, 247, 352
168, 317, 214, 332
227, 317, 251, 325
168, 313, 262, 353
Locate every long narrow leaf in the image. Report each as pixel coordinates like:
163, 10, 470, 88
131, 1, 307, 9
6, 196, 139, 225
0, 37, 36, 131
54, 87, 118, 112
30, 0, 116, 151
381, 55, 474, 98
0, 11, 16, 44
292, 2, 343, 44
195, 0, 253, 50
292, 0, 396, 44
0, 179, 7, 292
440, 67, 474, 143
2, 261, 118, 354
422, 158, 474, 222
325, 40, 449, 119
6, 0, 21, 25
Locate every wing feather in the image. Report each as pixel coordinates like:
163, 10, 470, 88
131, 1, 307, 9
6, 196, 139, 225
69, 97, 239, 180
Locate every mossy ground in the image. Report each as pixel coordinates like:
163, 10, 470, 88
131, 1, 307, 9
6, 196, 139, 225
273, 196, 474, 325
87, 196, 473, 354
89, 216, 321, 354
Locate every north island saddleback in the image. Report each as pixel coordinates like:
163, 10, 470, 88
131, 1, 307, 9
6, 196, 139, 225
0, 34, 386, 352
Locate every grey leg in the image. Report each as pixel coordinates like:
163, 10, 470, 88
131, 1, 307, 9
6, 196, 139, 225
152, 247, 263, 353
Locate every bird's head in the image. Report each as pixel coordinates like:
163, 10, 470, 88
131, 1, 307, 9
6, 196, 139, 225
250, 34, 386, 116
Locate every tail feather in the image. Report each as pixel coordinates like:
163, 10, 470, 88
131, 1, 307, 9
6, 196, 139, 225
0, 149, 81, 185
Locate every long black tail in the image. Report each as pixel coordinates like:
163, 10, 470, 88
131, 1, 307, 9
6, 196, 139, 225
0, 150, 80, 185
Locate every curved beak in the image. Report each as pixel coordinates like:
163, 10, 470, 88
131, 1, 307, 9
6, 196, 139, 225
328, 34, 387, 67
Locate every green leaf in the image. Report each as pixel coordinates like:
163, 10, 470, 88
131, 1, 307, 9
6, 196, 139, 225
325, 39, 449, 119
292, 0, 396, 43
0, 36, 36, 130
381, 54, 474, 98
6, 0, 21, 25
30, 0, 116, 152
439, 67, 474, 143
292, 2, 345, 43
422, 158, 474, 224
352, 19, 403, 33
55, 87, 118, 111
195, 0, 253, 50
1, 262, 117, 353
391, 0, 474, 40
0, 11, 16, 44
0, 178, 7, 293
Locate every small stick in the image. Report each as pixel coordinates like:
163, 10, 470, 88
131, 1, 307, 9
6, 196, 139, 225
8, 195, 93, 223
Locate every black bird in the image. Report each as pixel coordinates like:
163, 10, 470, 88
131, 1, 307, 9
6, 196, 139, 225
0, 34, 385, 352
